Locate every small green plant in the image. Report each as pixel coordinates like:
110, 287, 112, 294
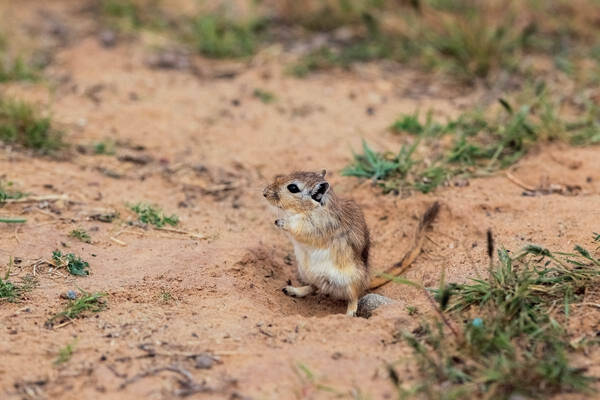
52, 251, 90, 276
0, 34, 38, 82
100, 0, 167, 32
253, 88, 275, 104
129, 202, 178, 228
414, 165, 447, 194
159, 290, 173, 303
92, 140, 116, 155
0, 181, 27, 223
0, 274, 19, 301
393, 236, 600, 399
391, 113, 425, 135
101, 0, 141, 28
0, 97, 64, 154
189, 15, 264, 58
0, 180, 26, 203
0, 56, 37, 83
69, 229, 91, 244
343, 140, 450, 194
46, 290, 106, 328
342, 140, 417, 182
54, 340, 76, 365
0, 260, 37, 302
290, 47, 339, 77
390, 111, 455, 136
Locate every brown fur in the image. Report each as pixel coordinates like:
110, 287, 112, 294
263, 170, 370, 315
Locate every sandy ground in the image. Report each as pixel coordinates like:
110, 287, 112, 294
1, 2, 599, 399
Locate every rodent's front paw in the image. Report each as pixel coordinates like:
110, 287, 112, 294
275, 219, 286, 229
282, 286, 296, 297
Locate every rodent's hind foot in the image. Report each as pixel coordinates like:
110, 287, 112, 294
282, 285, 315, 298
346, 298, 358, 317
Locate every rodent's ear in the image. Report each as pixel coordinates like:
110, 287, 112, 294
319, 169, 327, 178
311, 181, 329, 205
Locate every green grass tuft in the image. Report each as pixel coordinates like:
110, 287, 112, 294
391, 113, 426, 135
0, 33, 39, 82
342, 140, 417, 182
253, 88, 276, 104
0, 180, 26, 203
46, 290, 106, 328
0, 97, 64, 154
0, 181, 28, 222
0, 261, 37, 302
54, 340, 76, 365
414, 165, 447, 194
100, 0, 167, 32
289, 47, 339, 77
346, 87, 600, 194
69, 229, 91, 244
406, 306, 418, 316
391, 111, 460, 136
101, 0, 142, 28
52, 251, 90, 276
129, 202, 179, 228
0, 56, 38, 83
92, 140, 116, 155
159, 290, 173, 303
394, 237, 600, 399
189, 15, 265, 59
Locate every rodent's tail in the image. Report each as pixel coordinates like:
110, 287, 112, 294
369, 201, 440, 290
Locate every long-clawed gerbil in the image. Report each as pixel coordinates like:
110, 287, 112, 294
263, 169, 439, 316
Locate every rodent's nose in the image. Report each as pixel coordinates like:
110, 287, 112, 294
263, 186, 278, 201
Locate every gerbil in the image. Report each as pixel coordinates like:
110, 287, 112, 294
263, 169, 370, 316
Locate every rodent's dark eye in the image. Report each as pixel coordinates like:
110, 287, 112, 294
287, 184, 300, 193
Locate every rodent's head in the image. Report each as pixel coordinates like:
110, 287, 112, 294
263, 170, 331, 213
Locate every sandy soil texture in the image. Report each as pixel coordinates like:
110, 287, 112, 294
1, 2, 599, 399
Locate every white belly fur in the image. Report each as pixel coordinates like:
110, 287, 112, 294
291, 238, 356, 297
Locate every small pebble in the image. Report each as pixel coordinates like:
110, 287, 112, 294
99, 30, 116, 47
194, 354, 215, 369
357, 293, 395, 318
66, 290, 77, 300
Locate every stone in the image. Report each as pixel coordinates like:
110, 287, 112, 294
357, 293, 395, 318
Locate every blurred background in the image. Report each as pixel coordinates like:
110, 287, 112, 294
0, 0, 598, 191
3, 0, 600, 83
